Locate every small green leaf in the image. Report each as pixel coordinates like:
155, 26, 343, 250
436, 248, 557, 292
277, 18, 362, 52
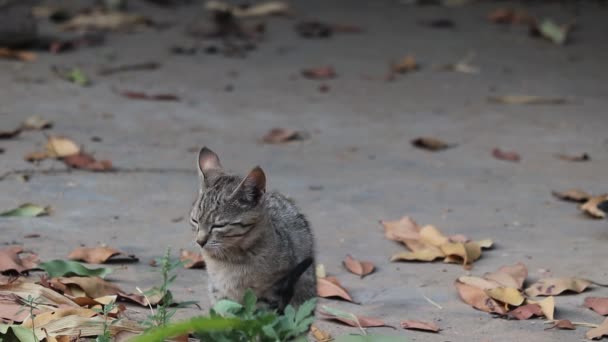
295, 298, 317, 324
284, 305, 296, 321
67, 68, 90, 86
261, 324, 280, 340
0, 203, 50, 217
538, 19, 568, 45
212, 299, 244, 316
0, 324, 37, 342
38, 260, 112, 278
243, 289, 257, 313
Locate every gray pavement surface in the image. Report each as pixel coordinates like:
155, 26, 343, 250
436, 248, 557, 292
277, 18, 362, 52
1, 1, 608, 341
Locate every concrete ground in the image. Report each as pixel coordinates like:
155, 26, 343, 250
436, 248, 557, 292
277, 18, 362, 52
1, 0, 608, 341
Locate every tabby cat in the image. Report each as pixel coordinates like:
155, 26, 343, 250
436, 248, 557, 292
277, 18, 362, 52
190, 147, 316, 311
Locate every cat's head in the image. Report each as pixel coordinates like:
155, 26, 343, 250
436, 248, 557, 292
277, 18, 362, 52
190, 147, 267, 259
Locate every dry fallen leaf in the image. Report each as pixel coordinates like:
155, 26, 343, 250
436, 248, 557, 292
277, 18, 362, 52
261, 128, 308, 144
484, 262, 528, 290
585, 297, 608, 316
319, 306, 387, 328
50, 276, 158, 306
317, 277, 354, 302
120, 91, 180, 101
545, 319, 576, 330
0, 128, 22, 140
301, 66, 337, 80
62, 152, 113, 171
586, 317, 608, 340
343, 255, 374, 278
400, 320, 440, 332
30, 312, 142, 340
380, 216, 420, 242
455, 280, 508, 314
580, 195, 608, 219
22, 116, 53, 130
180, 250, 205, 269
552, 189, 591, 203
22, 307, 98, 328
487, 8, 534, 25
441, 241, 483, 267
392, 55, 418, 74
492, 148, 520, 162
0, 48, 37, 62
311, 324, 332, 342
486, 287, 525, 306
61, 10, 150, 31
411, 137, 454, 151
556, 153, 590, 162
525, 278, 593, 297
457, 276, 501, 290
46, 136, 81, 157
488, 95, 567, 105
507, 303, 543, 320
68, 246, 137, 264
391, 245, 445, 262
0, 246, 39, 274
384, 217, 491, 267
0, 292, 39, 322
25, 151, 50, 162
205, 0, 290, 18
529, 296, 555, 321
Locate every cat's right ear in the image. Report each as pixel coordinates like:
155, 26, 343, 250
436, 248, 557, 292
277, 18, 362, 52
197, 147, 223, 187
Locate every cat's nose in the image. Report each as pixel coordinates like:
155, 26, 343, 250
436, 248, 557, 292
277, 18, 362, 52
196, 233, 209, 247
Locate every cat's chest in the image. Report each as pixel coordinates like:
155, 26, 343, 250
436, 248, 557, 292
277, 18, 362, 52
207, 260, 274, 298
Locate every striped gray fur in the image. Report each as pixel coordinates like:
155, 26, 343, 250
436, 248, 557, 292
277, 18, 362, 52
190, 147, 316, 311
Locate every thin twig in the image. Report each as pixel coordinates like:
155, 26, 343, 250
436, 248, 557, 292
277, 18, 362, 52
136, 287, 156, 317
423, 295, 443, 310
544, 320, 599, 328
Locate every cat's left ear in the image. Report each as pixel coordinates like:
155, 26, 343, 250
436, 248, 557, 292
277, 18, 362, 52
198, 147, 223, 187
232, 166, 266, 204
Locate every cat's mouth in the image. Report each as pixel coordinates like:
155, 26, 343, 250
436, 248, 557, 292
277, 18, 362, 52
196, 235, 209, 248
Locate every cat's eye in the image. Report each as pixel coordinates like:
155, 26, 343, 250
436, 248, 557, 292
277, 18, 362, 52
233, 222, 255, 228
210, 223, 228, 229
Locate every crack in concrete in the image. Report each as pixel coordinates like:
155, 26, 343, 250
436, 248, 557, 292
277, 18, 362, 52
0, 167, 195, 181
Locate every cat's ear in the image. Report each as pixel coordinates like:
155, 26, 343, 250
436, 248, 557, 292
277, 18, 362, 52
232, 166, 266, 204
197, 147, 223, 187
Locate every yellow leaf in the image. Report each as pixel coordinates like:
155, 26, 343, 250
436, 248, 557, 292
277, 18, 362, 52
22, 308, 97, 328
380, 216, 420, 242
476, 239, 494, 249
485, 287, 525, 306
528, 296, 555, 320
586, 317, 608, 340
484, 263, 528, 289
525, 278, 593, 297
391, 245, 444, 262
580, 195, 608, 219
441, 241, 482, 266
420, 225, 449, 247
311, 324, 332, 342
457, 276, 501, 290
46, 136, 80, 157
